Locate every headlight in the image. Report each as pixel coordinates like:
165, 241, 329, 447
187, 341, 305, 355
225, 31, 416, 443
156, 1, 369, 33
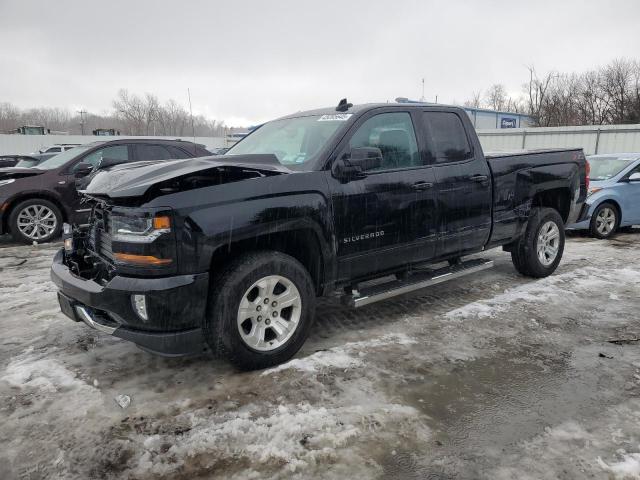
0, 179, 15, 187
587, 187, 603, 197
110, 213, 171, 243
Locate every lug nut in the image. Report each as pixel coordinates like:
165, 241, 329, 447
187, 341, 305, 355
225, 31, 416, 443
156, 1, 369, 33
265, 319, 271, 325
256, 305, 262, 311
264, 298, 270, 304
257, 316, 262, 322
271, 301, 277, 307
272, 311, 278, 317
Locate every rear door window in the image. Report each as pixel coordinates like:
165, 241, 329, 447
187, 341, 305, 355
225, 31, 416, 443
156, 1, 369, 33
135, 144, 174, 161
166, 145, 192, 159
422, 112, 472, 164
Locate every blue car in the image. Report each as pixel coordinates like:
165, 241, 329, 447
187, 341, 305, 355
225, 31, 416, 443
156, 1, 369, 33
567, 153, 640, 238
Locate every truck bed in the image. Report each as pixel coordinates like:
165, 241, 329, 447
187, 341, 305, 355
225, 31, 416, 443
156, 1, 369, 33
484, 148, 586, 247
485, 148, 581, 159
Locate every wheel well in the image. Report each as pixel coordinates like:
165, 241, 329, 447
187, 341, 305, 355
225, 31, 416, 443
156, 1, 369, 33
2, 195, 68, 232
532, 188, 571, 223
593, 199, 622, 222
209, 229, 325, 295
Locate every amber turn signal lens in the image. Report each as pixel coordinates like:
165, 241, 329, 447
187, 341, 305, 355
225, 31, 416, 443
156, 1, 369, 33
153, 215, 171, 230
114, 253, 172, 265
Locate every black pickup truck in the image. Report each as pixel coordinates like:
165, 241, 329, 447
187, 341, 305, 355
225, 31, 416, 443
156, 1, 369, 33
51, 101, 588, 369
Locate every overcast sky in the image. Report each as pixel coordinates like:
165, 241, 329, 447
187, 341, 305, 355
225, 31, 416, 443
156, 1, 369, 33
1, 0, 639, 126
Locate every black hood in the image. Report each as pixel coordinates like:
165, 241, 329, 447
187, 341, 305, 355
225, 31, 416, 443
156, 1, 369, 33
82, 154, 291, 198
0, 167, 47, 180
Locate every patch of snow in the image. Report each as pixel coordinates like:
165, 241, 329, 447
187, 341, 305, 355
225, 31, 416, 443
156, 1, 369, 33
445, 266, 640, 320
262, 333, 416, 375
132, 400, 424, 477
2, 348, 86, 393
598, 451, 640, 479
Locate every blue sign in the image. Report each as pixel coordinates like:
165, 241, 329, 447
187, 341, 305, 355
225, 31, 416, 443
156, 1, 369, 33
501, 117, 517, 128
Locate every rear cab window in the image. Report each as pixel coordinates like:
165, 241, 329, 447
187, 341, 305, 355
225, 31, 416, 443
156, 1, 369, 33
421, 111, 472, 164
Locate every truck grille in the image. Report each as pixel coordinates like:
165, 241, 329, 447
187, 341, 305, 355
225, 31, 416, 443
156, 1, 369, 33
87, 206, 114, 262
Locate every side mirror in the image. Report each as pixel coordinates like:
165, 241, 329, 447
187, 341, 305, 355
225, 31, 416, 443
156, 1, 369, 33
629, 172, 640, 182
332, 147, 382, 181
74, 162, 93, 177
98, 157, 126, 169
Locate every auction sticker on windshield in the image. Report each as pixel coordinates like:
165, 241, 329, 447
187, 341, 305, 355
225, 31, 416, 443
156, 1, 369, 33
318, 114, 353, 121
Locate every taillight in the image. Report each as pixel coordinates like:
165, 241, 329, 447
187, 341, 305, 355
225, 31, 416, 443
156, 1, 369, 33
585, 160, 590, 191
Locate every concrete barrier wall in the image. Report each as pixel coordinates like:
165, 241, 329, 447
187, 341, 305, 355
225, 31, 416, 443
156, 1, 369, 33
0, 134, 226, 155
478, 124, 640, 155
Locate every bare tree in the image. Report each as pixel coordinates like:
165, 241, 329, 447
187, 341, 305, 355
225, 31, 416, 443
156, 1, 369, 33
143, 93, 159, 135
484, 84, 508, 111
525, 66, 557, 126
112, 89, 147, 134
463, 90, 482, 108
601, 58, 636, 123
0, 102, 21, 132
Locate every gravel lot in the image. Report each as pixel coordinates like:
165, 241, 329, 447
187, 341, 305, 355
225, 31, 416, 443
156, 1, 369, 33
1, 231, 640, 480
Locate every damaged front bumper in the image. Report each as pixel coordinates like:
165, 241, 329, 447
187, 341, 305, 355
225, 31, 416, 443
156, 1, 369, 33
51, 249, 208, 356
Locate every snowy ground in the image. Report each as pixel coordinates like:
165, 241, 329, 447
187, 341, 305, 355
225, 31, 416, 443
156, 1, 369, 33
1, 231, 640, 479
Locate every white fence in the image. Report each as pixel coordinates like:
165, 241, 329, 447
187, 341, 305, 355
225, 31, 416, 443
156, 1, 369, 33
4, 125, 640, 158
478, 124, 640, 155
0, 134, 226, 155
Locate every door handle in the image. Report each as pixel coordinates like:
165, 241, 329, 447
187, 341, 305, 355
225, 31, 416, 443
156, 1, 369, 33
411, 181, 434, 191
469, 175, 489, 183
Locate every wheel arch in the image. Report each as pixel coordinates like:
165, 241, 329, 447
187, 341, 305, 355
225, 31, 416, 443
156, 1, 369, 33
208, 227, 330, 296
531, 187, 572, 223
3, 193, 68, 233
591, 198, 622, 221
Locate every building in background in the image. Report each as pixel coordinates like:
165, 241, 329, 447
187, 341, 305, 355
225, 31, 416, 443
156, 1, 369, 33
395, 97, 533, 129
462, 106, 533, 129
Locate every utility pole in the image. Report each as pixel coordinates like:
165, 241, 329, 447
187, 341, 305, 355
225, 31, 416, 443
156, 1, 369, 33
77, 109, 87, 135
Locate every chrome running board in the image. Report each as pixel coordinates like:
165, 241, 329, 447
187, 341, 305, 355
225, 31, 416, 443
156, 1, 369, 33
342, 258, 494, 308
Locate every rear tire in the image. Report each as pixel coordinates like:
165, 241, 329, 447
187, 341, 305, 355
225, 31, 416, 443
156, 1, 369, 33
9, 198, 63, 244
589, 202, 619, 239
511, 207, 565, 278
203, 251, 316, 370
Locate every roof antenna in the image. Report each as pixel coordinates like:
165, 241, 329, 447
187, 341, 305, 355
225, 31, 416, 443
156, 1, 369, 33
188, 88, 196, 154
335, 98, 353, 112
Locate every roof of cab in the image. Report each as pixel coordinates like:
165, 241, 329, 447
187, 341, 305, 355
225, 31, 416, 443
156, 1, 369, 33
275, 102, 462, 121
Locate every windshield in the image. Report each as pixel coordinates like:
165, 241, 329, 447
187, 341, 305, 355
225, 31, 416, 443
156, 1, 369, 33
588, 156, 637, 181
226, 114, 350, 167
15, 157, 40, 168
34, 145, 94, 170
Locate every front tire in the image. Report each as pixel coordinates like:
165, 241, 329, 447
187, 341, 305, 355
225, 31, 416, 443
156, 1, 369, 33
511, 207, 565, 278
9, 199, 63, 244
204, 251, 316, 370
589, 202, 619, 239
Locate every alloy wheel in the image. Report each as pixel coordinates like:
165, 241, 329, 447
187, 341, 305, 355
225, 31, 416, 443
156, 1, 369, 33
595, 207, 616, 236
16, 204, 58, 240
236, 275, 302, 351
536, 221, 560, 266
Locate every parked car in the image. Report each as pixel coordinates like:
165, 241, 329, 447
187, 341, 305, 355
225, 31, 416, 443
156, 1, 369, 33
51, 101, 587, 369
0, 153, 55, 169
567, 154, 640, 238
39, 144, 80, 154
207, 147, 229, 155
0, 139, 210, 243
